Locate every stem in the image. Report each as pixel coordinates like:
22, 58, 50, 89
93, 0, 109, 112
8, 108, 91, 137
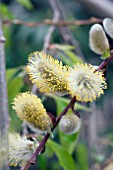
0, 19, 10, 170
97, 50, 113, 71
3, 17, 102, 27
22, 96, 76, 170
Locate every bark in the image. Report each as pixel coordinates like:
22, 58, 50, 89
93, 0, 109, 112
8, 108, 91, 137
0, 19, 10, 170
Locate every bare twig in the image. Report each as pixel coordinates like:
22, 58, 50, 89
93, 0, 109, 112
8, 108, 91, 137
49, 0, 85, 59
43, 0, 60, 51
3, 17, 102, 27
0, 19, 10, 170
97, 50, 113, 71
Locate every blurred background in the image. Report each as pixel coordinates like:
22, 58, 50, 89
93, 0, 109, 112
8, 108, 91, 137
1, 0, 113, 169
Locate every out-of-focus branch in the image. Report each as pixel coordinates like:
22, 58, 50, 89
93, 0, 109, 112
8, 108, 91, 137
77, 0, 113, 18
3, 17, 102, 27
49, 0, 85, 59
0, 19, 9, 170
43, 1, 60, 51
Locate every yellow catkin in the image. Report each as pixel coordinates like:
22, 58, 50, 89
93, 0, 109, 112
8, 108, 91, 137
68, 63, 107, 102
27, 51, 69, 96
12, 92, 52, 132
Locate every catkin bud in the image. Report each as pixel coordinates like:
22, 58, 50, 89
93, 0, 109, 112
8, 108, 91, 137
59, 112, 81, 135
89, 24, 109, 54
103, 18, 113, 39
12, 92, 52, 133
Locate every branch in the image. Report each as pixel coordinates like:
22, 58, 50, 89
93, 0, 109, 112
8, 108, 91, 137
0, 19, 10, 170
97, 50, 113, 71
77, 0, 113, 18
3, 17, 102, 27
43, 0, 60, 51
22, 96, 76, 170
49, 0, 85, 59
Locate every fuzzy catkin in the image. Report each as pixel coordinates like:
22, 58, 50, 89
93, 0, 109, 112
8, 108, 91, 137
12, 92, 52, 133
89, 24, 109, 54
68, 63, 107, 102
103, 18, 113, 39
27, 51, 69, 96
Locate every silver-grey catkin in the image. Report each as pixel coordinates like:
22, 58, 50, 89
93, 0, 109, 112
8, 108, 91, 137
103, 18, 113, 39
89, 24, 109, 54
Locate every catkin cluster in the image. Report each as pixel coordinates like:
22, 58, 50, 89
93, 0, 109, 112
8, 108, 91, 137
27, 51, 107, 102
10, 17, 113, 168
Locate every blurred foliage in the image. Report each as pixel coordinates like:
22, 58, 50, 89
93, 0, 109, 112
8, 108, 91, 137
1, 0, 113, 169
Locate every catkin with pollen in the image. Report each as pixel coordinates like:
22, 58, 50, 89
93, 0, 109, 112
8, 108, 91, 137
27, 51, 69, 96
12, 92, 52, 132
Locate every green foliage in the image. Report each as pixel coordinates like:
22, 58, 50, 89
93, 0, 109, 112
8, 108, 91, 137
48, 95, 91, 115
101, 49, 110, 60
17, 0, 34, 10
6, 68, 24, 131
76, 143, 89, 170
0, 3, 13, 19
55, 44, 83, 66
6, 68, 24, 102
47, 140, 76, 170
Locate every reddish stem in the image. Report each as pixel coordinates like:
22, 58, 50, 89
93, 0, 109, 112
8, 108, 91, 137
97, 50, 113, 71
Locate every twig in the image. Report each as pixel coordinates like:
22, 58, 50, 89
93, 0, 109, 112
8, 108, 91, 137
0, 19, 10, 170
3, 17, 102, 27
22, 96, 76, 170
49, 0, 85, 59
43, 0, 60, 51
97, 50, 113, 71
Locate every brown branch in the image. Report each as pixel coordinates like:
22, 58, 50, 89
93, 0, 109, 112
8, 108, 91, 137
22, 96, 76, 170
43, 0, 60, 51
0, 19, 10, 170
3, 17, 102, 27
48, 0, 85, 59
97, 50, 113, 71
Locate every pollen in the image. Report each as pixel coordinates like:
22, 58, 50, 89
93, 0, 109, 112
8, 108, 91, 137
27, 51, 69, 96
12, 92, 52, 132
9, 133, 39, 167
68, 63, 107, 102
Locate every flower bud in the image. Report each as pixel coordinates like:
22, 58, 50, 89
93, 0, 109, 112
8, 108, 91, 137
89, 24, 109, 54
103, 18, 113, 39
9, 133, 39, 167
59, 112, 81, 135
12, 92, 52, 133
